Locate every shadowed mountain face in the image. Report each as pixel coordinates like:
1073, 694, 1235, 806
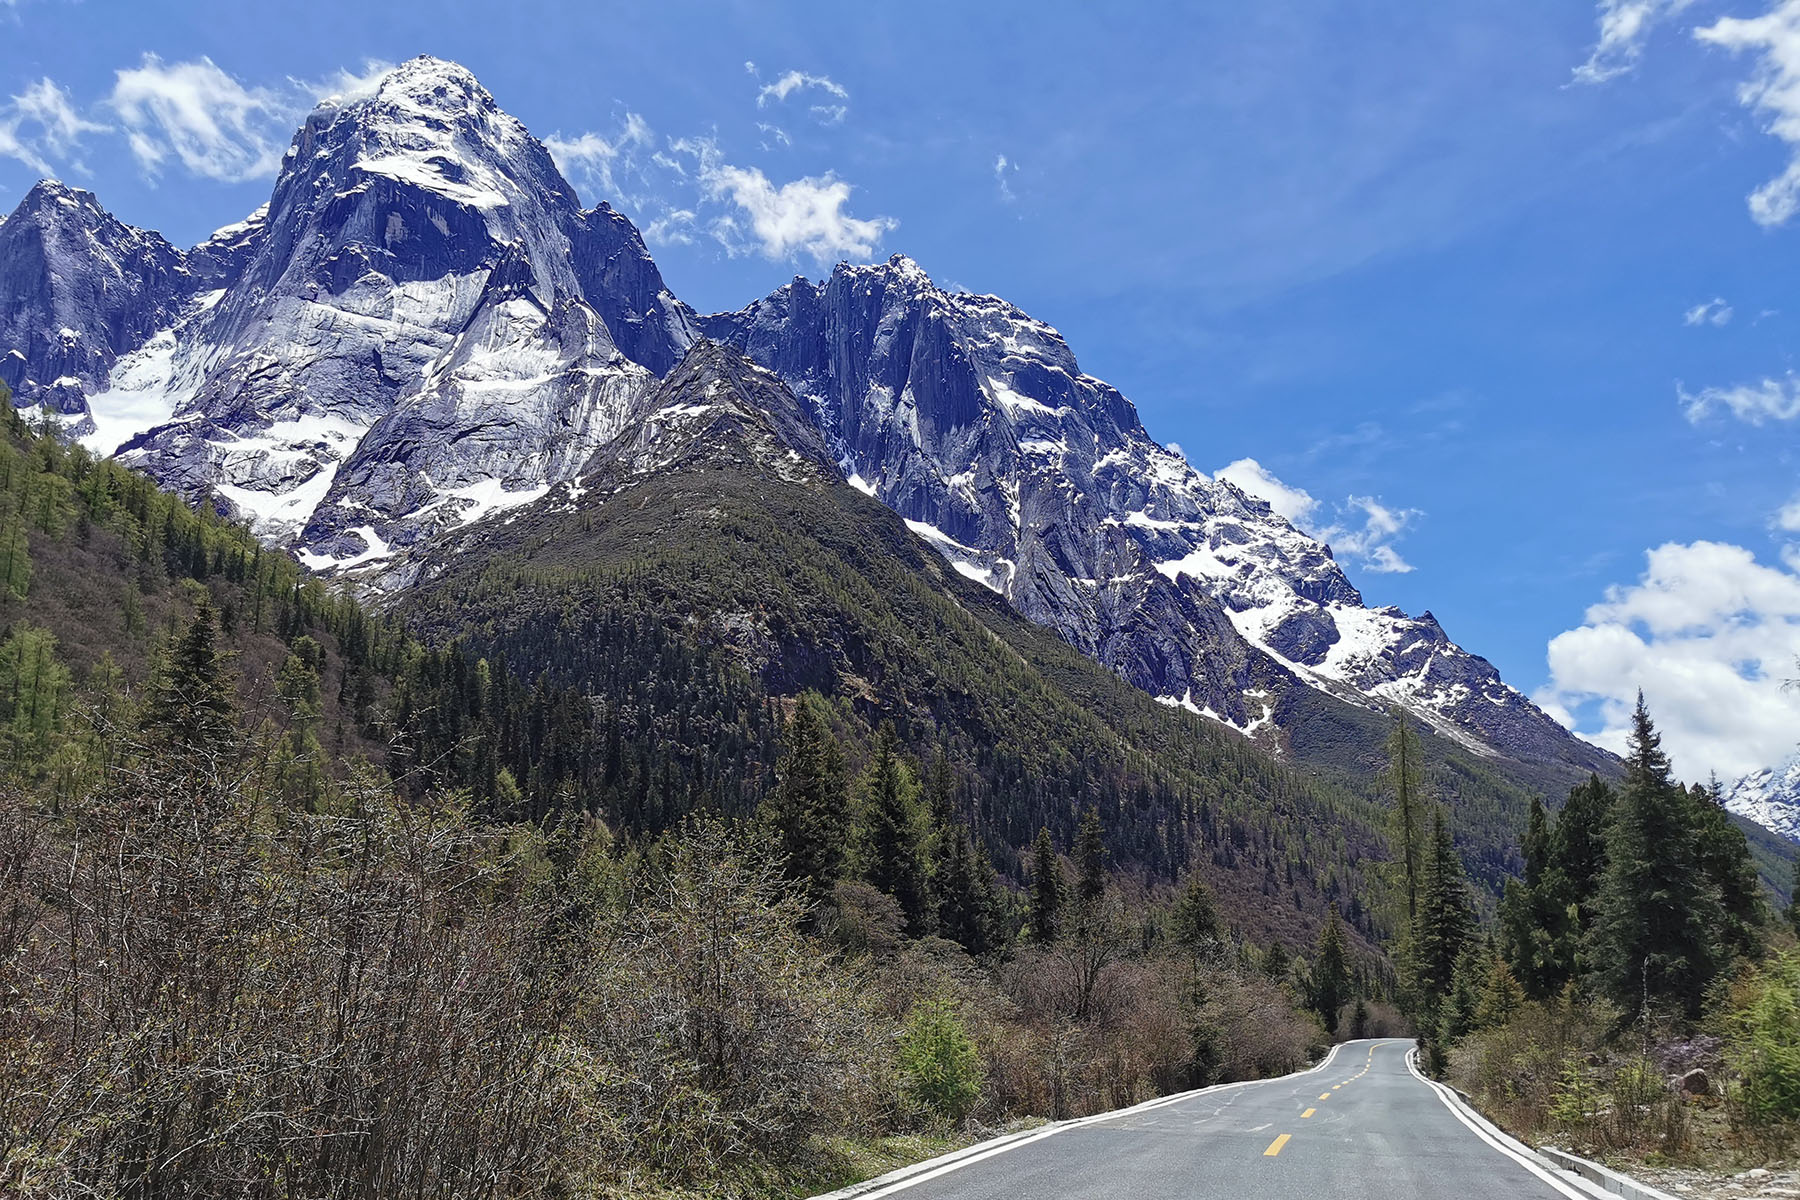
0, 55, 1615, 785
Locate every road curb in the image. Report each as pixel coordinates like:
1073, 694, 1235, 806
808, 1041, 1351, 1199
1536, 1146, 1685, 1200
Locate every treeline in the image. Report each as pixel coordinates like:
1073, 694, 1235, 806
1388, 694, 1800, 1158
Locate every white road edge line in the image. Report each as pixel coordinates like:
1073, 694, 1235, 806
1405, 1047, 1598, 1200
813, 1041, 1352, 1200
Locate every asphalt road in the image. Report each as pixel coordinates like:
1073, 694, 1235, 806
860, 1039, 1586, 1200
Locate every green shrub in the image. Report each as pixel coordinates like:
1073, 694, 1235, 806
898, 999, 983, 1125
1727, 951, 1800, 1128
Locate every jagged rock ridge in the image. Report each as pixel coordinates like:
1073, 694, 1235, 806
0, 55, 1611, 778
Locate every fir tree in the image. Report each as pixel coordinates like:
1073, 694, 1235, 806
762, 692, 849, 907
1592, 695, 1722, 1022
1310, 903, 1352, 1037
1789, 856, 1799, 937
936, 826, 1001, 956
1169, 872, 1225, 961
142, 596, 236, 753
862, 724, 930, 933
1028, 826, 1063, 944
1692, 779, 1765, 962
1411, 806, 1475, 1008
1384, 707, 1426, 922
1073, 804, 1107, 909
1475, 955, 1525, 1030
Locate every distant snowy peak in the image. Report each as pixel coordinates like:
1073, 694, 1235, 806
1727, 759, 1800, 844
703, 254, 1611, 775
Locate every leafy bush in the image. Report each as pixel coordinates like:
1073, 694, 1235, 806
1726, 951, 1800, 1131
897, 999, 983, 1125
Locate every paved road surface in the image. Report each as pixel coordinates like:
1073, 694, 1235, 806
862, 1039, 1584, 1200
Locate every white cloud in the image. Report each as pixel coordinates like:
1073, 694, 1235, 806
1574, 0, 1698, 84
810, 104, 848, 125
756, 122, 791, 149
757, 70, 848, 108
1679, 373, 1800, 423
109, 54, 294, 182
1211, 458, 1416, 573
668, 137, 893, 263
994, 153, 1018, 202
305, 60, 398, 106
1539, 539, 1800, 781
1683, 296, 1734, 325
543, 113, 655, 205
1776, 493, 1800, 532
1321, 495, 1419, 574
643, 208, 697, 246
0, 77, 106, 174
1214, 457, 1320, 525
1696, 0, 1800, 226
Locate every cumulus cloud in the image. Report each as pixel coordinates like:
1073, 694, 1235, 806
1683, 297, 1734, 326
109, 54, 298, 182
1679, 374, 1800, 423
1696, 0, 1800, 226
1214, 457, 1320, 525
0, 77, 107, 174
701, 163, 895, 262
756, 70, 848, 108
1574, 0, 1698, 83
1211, 459, 1416, 574
1539, 539, 1800, 781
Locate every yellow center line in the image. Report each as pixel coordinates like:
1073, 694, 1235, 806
1319, 1092, 1331, 1100
1264, 1133, 1292, 1157
1301, 1107, 1316, 1118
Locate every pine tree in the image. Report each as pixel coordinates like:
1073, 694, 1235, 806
761, 692, 849, 907
862, 724, 930, 933
1384, 708, 1426, 922
1074, 804, 1107, 909
936, 826, 1001, 956
1411, 806, 1475, 1008
1028, 826, 1063, 944
1475, 955, 1526, 1030
1592, 695, 1722, 1022
1310, 903, 1352, 1037
1501, 794, 1580, 1001
1789, 856, 1799, 937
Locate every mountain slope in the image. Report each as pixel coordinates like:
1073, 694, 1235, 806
699, 258, 1614, 780
1728, 758, 1800, 845
0, 55, 1624, 800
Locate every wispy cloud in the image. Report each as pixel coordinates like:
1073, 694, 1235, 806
1679, 373, 1800, 423
543, 112, 654, 204
700, 161, 895, 263
994, 153, 1017, 202
1573, 0, 1698, 84
1696, 0, 1800, 226
756, 69, 848, 108
1683, 296, 1733, 326
109, 54, 297, 182
0, 78, 107, 175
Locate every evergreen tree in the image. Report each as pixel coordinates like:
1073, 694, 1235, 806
1169, 872, 1225, 961
1411, 806, 1475, 1007
1692, 779, 1765, 962
1475, 955, 1526, 1030
1552, 774, 1612, 911
1500, 795, 1578, 1001
1789, 856, 1800, 937
1592, 695, 1722, 1022
1073, 804, 1107, 909
761, 692, 849, 907
1384, 707, 1426, 922
1310, 903, 1352, 1037
936, 825, 1001, 956
142, 596, 236, 753
862, 724, 930, 933
1028, 826, 1063, 944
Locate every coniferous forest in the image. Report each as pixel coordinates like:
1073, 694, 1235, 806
0, 385, 1795, 1197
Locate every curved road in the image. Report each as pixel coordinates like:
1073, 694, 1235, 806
853, 1039, 1586, 1200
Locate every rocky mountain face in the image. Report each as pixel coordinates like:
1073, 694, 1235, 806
700, 260, 1614, 776
0, 55, 1615, 782
1728, 759, 1800, 845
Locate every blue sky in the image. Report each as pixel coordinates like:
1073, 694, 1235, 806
4, 0, 1800, 782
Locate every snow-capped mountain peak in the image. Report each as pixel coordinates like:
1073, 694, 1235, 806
1727, 757, 1800, 844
